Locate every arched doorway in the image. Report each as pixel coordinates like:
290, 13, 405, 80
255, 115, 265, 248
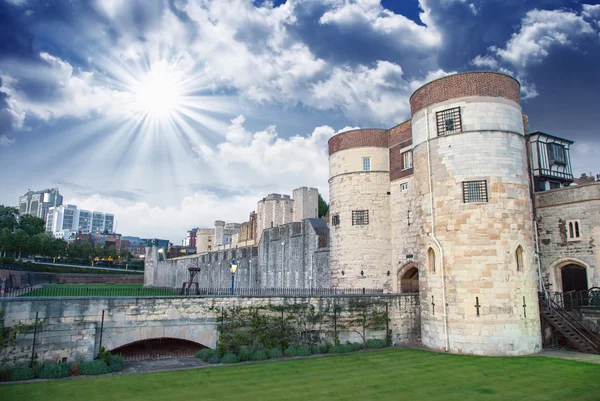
561, 264, 588, 293
400, 267, 419, 293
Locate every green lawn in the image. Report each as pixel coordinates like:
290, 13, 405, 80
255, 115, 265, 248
3, 349, 599, 401
21, 284, 178, 297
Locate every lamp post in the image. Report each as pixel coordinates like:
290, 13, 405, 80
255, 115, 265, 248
230, 259, 238, 295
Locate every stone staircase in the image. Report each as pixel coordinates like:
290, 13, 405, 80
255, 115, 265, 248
540, 296, 600, 354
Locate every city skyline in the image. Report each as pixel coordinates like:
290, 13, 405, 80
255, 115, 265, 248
0, 0, 598, 243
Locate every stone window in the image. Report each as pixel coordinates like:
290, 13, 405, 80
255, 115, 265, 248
515, 246, 524, 272
567, 220, 581, 241
436, 107, 462, 136
362, 157, 371, 171
352, 210, 369, 225
252, 246, 259, 257
550, 181, 561, 190
547, 143, 567, 165
428, 248, 436, 273
331, 214, 340, 226
402, 150, 413, 169
400, 182, 409, 191
462, 180, 488, 203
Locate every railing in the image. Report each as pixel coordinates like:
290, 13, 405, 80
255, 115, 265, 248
545, 289, 600, 311
192, 287, 386, 296
2, 286, 389, 298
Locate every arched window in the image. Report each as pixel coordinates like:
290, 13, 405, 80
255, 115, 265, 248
515, 246, 524, 272
428, 248, 436, 273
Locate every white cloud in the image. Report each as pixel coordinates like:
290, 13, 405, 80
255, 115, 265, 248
471, 55, 498, 69
583, 4, 600, 29
0, 135, 15, 146
489, 9, 596, 70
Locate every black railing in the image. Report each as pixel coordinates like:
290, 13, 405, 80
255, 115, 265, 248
544, 289, 600, 311
2, 286, 389, 298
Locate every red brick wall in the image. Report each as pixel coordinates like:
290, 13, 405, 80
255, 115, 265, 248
388, 120, 411, 147
0, 269, 144, 287
328, 129, 389, 156
409, 72, 520, 116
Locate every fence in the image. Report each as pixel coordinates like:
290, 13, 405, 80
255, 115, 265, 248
2, 285, 388, 298
544, 289, 600, 311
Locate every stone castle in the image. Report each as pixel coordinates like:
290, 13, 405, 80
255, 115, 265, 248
146, 72, 600, 356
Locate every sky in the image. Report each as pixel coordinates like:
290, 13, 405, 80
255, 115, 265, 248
0, 0, 599, 243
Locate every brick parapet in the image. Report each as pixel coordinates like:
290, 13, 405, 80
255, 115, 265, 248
409, 72, 520, 116
328, 129, 389, 156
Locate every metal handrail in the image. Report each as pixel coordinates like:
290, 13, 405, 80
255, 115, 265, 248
540, 296, 600, 352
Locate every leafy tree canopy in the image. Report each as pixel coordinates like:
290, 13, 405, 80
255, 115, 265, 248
18, 214, 46, 236
0, 206, 18, 231
318, 194, 329, 218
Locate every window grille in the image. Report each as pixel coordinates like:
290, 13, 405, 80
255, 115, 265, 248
402, 151, 413, 169
362, 157, 371, 171
462, 180, 488, 203
436, 107, 462, 136
332, 214, 340, 226
352, 210, 369, 225
547, 143, 567, 165
400, 183, 409, 191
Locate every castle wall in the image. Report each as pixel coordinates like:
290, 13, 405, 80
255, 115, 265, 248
328, 145, 392, 290
410, 72, 541, 355
535, 183, 600, 291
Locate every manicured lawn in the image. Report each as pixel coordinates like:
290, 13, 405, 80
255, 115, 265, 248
21, 284, 178, 297
3, 348, 599, 401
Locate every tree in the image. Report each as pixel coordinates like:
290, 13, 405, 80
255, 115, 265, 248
79, 242, 93, 264
93, 243, 105, 259
0, 228, 13, 257
318, 194, 329, 218
106, 246, 118, 260
119, 249, 132, 262
18, 214, 45, 236
11, 229, 30, 258
0, 206, 18, 231
27, 234, 44, 256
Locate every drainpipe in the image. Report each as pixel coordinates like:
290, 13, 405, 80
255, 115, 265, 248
425, 107, 449, 352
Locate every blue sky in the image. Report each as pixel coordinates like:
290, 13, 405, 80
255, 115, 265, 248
0, 0, 598, 242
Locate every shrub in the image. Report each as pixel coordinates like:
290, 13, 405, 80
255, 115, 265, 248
109, 354, 125, 373
195, 348, 218, 362
283, 346, 298, 357
328, 345, 353, 354
296, 345, 312, 357
69, 357, 83, 376
268, 347, 282, 359
221, 354, 240, 364
39, 363, 71, 379
347, 342, 365, 352
251, 350, 268, 361
79, 360, 110, 376
207, 355, 221, 364
97, 347, 113, 366
31, 360, 42, 378
239, 348, 254, 362
311, 345, 320, 355
10, 366, 35, 381
0, 365, 11, 382
366, 339, 386, 349
318, 343, 330, 354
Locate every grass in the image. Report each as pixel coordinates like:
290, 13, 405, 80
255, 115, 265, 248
3, 348, 599, 401
20, 284, 178, 297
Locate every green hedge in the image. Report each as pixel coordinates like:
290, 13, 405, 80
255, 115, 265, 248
80, 360, 111, 376
9, 366, 35, 381
221, 354, 240, 364
39, 363, 71, 379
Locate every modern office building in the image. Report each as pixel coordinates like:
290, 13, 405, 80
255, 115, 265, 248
46, 205, 115, 238
18, 188, 63, 222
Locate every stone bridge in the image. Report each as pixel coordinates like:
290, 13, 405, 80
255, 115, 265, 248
0, 294, 419, 364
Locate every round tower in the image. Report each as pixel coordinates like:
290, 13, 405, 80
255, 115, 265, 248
410, 72, 541, 355
328, 129, 392, 290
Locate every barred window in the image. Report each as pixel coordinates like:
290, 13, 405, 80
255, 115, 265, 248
402, 151, 413, 169
462, 180, 488, 203
400, 182, 409, 191
332, 214, 340, 226
352, 210, 369, 225
362, 157, 371, 171
436, 107, 462, 136
547, 143, 567, 165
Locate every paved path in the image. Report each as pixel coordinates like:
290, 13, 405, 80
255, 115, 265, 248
122, 358, 207, 374
537, 349, 600, 364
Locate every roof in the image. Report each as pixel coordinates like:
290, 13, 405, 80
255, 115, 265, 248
527, 131, 575, 144
306, 218, 329, 236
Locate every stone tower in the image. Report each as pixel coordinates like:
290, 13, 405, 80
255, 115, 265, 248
410, 72, 541, 355
328, 129, 392, 289
292, 187, 319, 221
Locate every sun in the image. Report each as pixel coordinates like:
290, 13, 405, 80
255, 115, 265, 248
133, 60, 185, 119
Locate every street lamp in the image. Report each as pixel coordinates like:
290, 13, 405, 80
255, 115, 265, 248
230, 259, 238, 295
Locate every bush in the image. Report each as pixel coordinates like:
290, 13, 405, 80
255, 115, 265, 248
69, 357, 83, 376
239, 348, 254, 362
268, 347, 282, 359
318, 343, 330, 354
207, 355, 221, 364
195, 348, 218, 362
221, 353, 240, 364
10, 366, 35, 381
97, 347, 113, 366
347, 342, 365, 352
0, 365, 11, 382
328, 345, 352, 354
251, 349, 268, 361
79, 360, 110, 376
366, 339, 386, 349
283, 346, 298, 357
109, 354, 125, 373
39, 363, 71, 379
296, 345, 312, 357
